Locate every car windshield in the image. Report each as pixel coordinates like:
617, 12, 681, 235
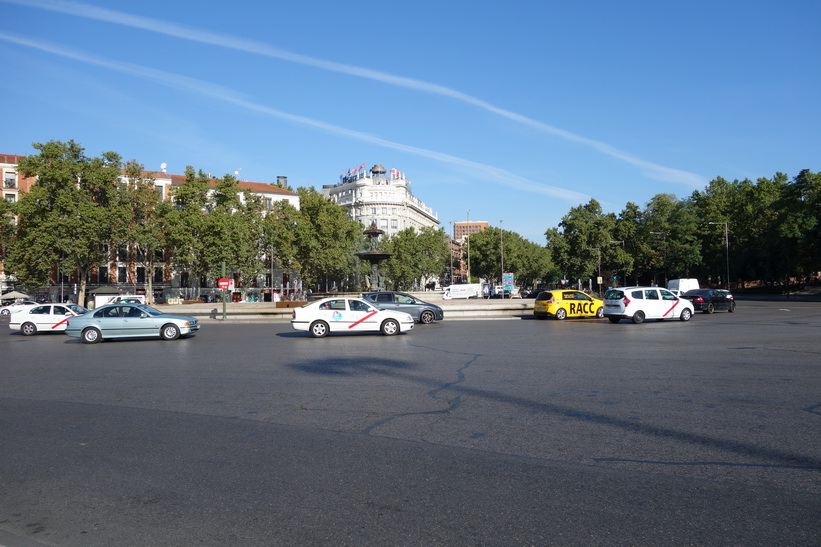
136, 304, 164, 316
604, 290, 624, 299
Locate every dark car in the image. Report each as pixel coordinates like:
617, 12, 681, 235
681, 288, 736, 313
361, 291, 444, 324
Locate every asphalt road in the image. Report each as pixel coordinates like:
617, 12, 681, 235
1, 300, 819, 546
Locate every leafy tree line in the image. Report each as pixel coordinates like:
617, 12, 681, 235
5, 141, 814, 299
0, 140, 456, 302
537, 170, 821, 290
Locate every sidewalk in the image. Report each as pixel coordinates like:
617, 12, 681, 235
156, 296, 533, 323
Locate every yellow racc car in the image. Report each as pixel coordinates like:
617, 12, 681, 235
533, 290, 604, 320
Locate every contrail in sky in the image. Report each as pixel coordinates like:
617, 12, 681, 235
0, 32, 590, 203
2, 0, 706, 188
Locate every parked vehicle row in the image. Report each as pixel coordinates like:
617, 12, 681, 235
531, 285, 738, 324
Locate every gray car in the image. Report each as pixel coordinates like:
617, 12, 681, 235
64, 303, 200, 343
361, 291, 444, 324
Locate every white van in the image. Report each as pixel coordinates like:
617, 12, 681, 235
667, 279, 700, 295
442, 284, 482, 300
94, 294, 146, 308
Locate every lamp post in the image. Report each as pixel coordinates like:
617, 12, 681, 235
650, 231, 667, 286
466, 209, 470, 282
500, 220, 504, 288
709, 221, 730, 290
448, 221, 453, 285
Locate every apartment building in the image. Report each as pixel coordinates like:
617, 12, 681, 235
1, 155, 301, 302
321, 164, 439, 236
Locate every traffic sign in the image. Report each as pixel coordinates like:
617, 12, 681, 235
217, 277, 230, 290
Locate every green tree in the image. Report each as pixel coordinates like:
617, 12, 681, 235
294, 187, 361, 292
121, 161, 170, 304
166, 166, 211, 291
11, 140, 123, 305
382, 226, 449, 290
545, 199, 615, 285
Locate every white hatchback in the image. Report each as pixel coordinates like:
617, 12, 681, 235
603, 287, 693, 324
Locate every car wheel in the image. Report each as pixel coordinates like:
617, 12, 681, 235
419, 310, 435, 324
680, 308, 692, 321
555, 308, 567, 320
21, 322, 37, 336
631, 310, 645, 324
728, 302, 736, 313
595, 307, 604, 319
0, 309, 9, 316
705, 303, 715, 314
161, 324, 180, 340
381, 319, 399, 335
82, 327, 101, 344
310, 321, 329, 338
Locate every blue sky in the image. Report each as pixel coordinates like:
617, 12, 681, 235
2, 0, 819, 243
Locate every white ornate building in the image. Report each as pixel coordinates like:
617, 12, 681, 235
321, 164, 439, 236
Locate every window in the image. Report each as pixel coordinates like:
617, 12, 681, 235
380, 219, 388, 228
99, 266, 109, 283
136, 267, 146, 283
371, 207, 377, 215
391, 219, 398, 229
153, 267, 164, 283
644, 290, 659, 300
392, 208, 397, 215
117, 266, 127, 283
382, 207, 387, 214
3, 193, 15, 202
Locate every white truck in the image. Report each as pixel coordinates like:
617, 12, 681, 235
93, 294, 146, 308
667, 279, 700, 296
442, 284, 482, 300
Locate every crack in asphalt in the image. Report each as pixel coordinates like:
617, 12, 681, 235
358, 351, 480, 435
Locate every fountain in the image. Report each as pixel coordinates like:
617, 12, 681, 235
355, 221, 392, 290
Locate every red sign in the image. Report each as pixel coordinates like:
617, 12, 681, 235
217, 277, 231, 289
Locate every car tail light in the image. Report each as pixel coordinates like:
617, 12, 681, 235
694, 296, 704, 302
622, 296, 630, 307
292, 310, 296, 319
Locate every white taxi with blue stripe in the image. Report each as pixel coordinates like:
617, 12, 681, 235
291, 297, 415, 338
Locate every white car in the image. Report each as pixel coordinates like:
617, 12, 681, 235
0, 300, 37, 315
603, 286, 693, 324
9, 303, 89, 335
291, 297, 415, 338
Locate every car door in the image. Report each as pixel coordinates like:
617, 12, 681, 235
50, 304, 75, 332
570, 291, 598, 317
346, 299, 381, 333
122, 305, 156, 337
642, 288, 664, 319
372, 293, 397, 313
658, 289, 683, 318
393, 293, 420, 320
709, 289, 729, 311
319, 299, 350, 333
92, 306, 126, 337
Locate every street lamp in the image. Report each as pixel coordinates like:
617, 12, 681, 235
466, 209, 471, 282
709, 222, 730, 290
449, 221, 454, 285
650, 231, 667, 286
500, 220, 504, 288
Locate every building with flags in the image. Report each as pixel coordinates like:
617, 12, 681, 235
322, 163, 439, 237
